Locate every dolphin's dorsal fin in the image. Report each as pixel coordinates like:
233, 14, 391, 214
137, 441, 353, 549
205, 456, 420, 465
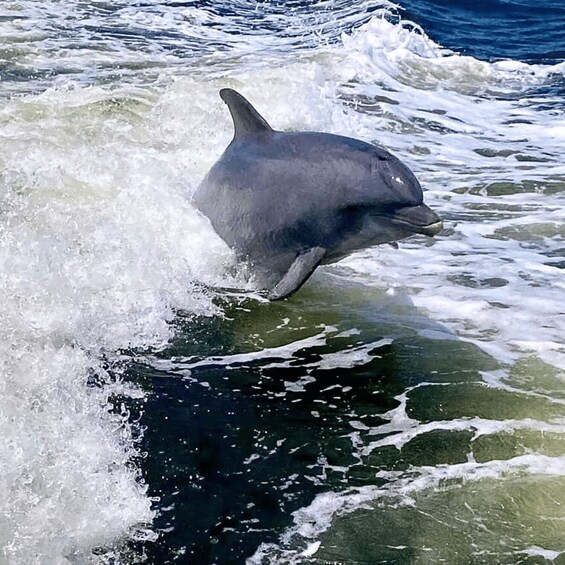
220, 88, 273, 138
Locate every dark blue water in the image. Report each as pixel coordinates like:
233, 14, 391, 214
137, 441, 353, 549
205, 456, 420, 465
400, 0, 565, 64
400, 0, 565, 110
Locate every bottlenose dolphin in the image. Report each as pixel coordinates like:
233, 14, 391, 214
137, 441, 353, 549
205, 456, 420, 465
194, 88, 443, 300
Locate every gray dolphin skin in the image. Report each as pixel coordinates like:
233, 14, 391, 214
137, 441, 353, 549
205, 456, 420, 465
194, 88, 443, 300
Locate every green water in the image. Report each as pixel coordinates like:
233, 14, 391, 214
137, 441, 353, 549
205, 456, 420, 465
125, 274, 565, 563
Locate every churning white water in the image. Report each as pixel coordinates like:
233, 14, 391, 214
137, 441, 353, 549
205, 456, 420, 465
0, 73, 243, 561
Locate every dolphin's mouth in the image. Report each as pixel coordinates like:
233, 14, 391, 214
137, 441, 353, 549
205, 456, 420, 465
393, 218, 444, 236
388, 204, 443, 237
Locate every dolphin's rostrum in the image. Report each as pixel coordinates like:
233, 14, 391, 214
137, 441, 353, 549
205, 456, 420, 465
194, 88, 443, 300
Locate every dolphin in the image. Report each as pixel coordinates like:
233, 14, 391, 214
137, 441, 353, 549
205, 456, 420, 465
194, 88, 443, 300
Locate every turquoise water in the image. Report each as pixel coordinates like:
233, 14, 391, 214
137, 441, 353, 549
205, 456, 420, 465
0, 1, 564, 563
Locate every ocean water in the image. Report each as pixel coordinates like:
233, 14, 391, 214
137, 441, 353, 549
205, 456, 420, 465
0, 1, 564, 563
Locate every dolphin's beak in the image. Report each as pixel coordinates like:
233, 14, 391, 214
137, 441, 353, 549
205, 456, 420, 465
390, 204, 443, 236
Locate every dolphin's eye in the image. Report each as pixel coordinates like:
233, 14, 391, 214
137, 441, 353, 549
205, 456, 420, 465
340, 205, 366, 230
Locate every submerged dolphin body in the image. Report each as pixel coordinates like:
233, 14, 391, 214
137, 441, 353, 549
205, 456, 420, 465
194, 88, 443, 300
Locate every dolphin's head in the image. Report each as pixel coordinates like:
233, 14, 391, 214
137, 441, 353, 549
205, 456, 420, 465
326, 148, 442, 261
367, 152, 443, 237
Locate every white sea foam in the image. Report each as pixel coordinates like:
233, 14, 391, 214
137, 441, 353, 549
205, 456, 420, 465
313, 13, 565, 374
0, 80, 236, 562
249, 453, 565, 563
147, 326, 391, 374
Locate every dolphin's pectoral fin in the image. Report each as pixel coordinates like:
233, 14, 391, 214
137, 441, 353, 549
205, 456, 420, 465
267, 247, 326, 301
